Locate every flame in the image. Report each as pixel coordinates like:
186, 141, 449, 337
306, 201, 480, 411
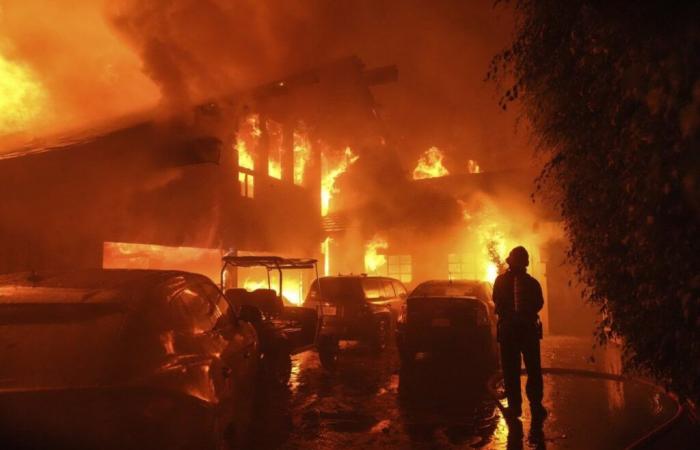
293, 128, 311, 185
321, 147, 359, 216
268, 159, 282, 179
236, 114, 260, 170
364, 235, 388, 273
412, 146, 449, 180
467, 159, 481, 174
242, 276, 303, 306
454, 198, 542, 284
0, 52, 47, 134
321, 237, 332, 276
267, 119, 283, 179
102, 242, 221, 281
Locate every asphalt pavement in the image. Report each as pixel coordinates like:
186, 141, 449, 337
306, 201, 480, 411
248, 336, 684, 449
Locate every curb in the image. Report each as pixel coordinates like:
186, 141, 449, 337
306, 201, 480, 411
485, 367, 684, 450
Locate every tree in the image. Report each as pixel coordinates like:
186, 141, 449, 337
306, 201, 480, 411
489, 0, 700, 401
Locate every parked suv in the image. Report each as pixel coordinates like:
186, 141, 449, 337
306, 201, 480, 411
304, 275, 408, 367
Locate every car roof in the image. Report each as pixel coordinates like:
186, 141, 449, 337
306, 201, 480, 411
319, 275, 401, 281
0, 269, 205, 305
416, 279, 486, 287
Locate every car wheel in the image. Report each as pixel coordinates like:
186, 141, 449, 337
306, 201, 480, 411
318, 335, 339, 370
371, 317, 389, 353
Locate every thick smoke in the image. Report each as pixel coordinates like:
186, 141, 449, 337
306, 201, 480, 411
105, 0, 527, 170
0, 0, 158, 150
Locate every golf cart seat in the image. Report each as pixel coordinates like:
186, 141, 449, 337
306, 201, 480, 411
224, 288, 250, 306
251, 289, 284, 316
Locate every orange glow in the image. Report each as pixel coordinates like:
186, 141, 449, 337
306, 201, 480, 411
102, 242, 222, 281
412, 146, 449, 180
293, 127, 311, 185
241, 276, 303, 306
453, 197, 545, 284
236, 114, 260, 170
364, 235, 388, 273
467, 159, 481, 174
0, 52, 46, 134
321, 237, 332, 276
321, 147, 358, 216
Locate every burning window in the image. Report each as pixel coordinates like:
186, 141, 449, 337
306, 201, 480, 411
387, 255, 412, 283
293, 124, 311, 185
236, 114, 259, 171
267, 119, 283, 179
239, 172, 254, 198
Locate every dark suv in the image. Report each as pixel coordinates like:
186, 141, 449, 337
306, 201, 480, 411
304, 275, 408, 366
396, 280, 498, 373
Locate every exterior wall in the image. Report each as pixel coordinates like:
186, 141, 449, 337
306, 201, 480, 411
0, 120, 322, 275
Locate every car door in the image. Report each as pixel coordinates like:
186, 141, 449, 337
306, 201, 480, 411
391, 280, 409, 318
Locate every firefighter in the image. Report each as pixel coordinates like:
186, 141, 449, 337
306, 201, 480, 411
493, 246, 547, 420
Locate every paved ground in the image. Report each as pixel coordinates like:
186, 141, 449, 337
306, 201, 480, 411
249, 336, 686, 449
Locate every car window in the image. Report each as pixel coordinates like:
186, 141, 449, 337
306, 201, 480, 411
392, 281, 407, 297
361, 278, 382, 299
171, 287, 218, 333
307, 278, 364, 303
381, 280, 396, 298
197, 281, 230, 318
411, 282, 483, 298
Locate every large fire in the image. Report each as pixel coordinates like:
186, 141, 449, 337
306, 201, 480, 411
364, 235, 388, 273
456, 199, 541, 284
242, 275, 304, 305
321, 147, 359, 216
236, 114, 259, 170
267, 119, 283, 179
412, 146, 449, 180
0, 52, 46, 134
293, 127, 311, 185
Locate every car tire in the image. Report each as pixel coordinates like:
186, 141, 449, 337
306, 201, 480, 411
318, 335, 339, 370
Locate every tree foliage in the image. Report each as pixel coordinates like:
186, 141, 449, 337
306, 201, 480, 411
489, 0, 700, 400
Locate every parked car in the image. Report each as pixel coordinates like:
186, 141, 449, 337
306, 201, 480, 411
0, 269, 259, 450
304, 275, 408, 367
396, 279, 498, 373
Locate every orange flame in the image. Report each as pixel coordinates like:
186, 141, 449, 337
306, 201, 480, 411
0, 52, 47, 134
412, 146, 449, 180
293, 128, 311, 185
364, 235, 388, 273
242, 276, 303, 306
236, 114, 260, 170
467, 159, 481, 174
321, 147, 358, 216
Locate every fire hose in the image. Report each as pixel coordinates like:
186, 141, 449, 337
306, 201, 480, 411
485, 367, 684, 450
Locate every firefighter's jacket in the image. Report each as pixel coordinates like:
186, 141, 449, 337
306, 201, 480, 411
493, 269, 544, 343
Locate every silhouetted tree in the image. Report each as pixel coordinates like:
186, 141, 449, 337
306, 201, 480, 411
489, 1, 700, 401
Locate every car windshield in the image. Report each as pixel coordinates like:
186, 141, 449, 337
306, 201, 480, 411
308, 278, 364, 303
411, 282, 485, 299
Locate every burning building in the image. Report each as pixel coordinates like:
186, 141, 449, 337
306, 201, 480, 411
0, 56, 397, 305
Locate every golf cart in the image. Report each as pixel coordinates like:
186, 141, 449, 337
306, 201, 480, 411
220, 254, 325, 383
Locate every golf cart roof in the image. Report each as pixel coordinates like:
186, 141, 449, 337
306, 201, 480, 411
222, 254, 318, 269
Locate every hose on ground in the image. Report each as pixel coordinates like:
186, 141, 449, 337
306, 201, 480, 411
485, 367, 684, 450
